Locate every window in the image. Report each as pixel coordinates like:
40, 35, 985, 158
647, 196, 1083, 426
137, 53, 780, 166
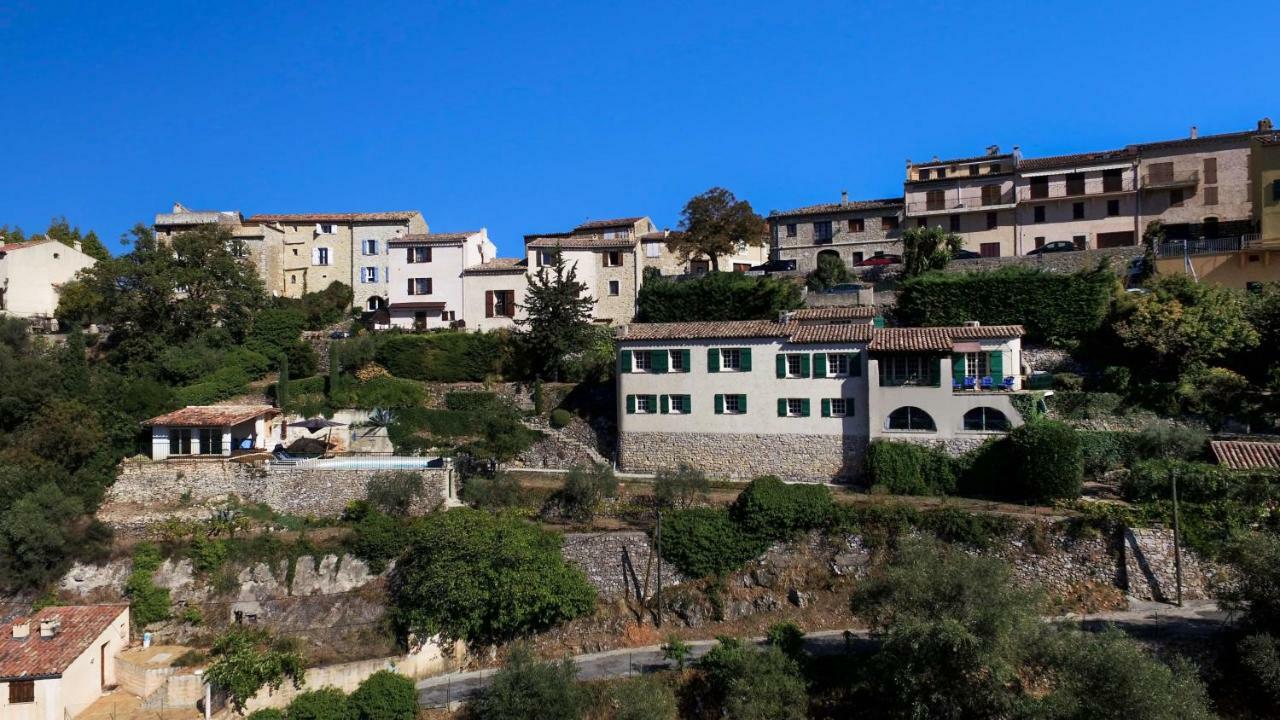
963, 407, 1009, 432
963, 352, 989, 379
723, 394, 744, 414
169, 428, 222, 456
1170, 188, 1184, 207
786, 224, 797, 238
989, 163, 1001, 173
363, 239, 379, 255
317, 223, 336, 235
603, 250, 623, 267
787, 355, 804, 377
1203, 186, 1218, 206
828, 354, 850, 376
813, 221, 833, 244
290, 274, 297, 285
668, 395, 689, 414
636, 395, 654, 414
1072, 202, 1085, 220
1103, 168, 1123, 192
314, 247, 330, 266
169, 428, 192, 455
881, 216, 900, 231
1148, 162, 1174, 184
645, 241, 661, 258
785, 398, 806, 417
949, 215, 961, 232
936, 168, 946, 179
362, 267, 378, 283
487, 290, 516, 318
1030, 177, 1049, 199
1273, 179, 1280, 202
9, 680, 35, 704
721, 348, 742, 371
881, 355, 936, 386
968, 165, 979, 176
1034, 237, 1046, 249
926, 189, 945, 211
608, 280, 620, 296
887, 406, 936, 431
919, 169, 931, 180
981, 184, 1003, 206
986, 212, 998, 230
408, 246, 431, 263
826, 398, 850, 417
407, 278, 432, 295
1065, 173, 1085, 196
1203, 157, 1218, 185
634, 351, 651, 371
1107, 199, 1121, 217
980, 242, 1000, 258
1033, 205, 1046, 223
670, 350, 686, 372
848, 218, 865, 232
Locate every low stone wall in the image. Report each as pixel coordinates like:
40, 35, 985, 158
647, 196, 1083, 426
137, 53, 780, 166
1123, 527, 1213, 602
561, 532, 682, 600
948, 246, 1142, 274
101, 459, 450, 530
618, 431, 867, 482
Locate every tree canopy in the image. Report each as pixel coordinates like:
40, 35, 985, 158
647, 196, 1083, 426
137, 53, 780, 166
1, 217, 110, 260
900, 225, 963, 277
669, 187, 766, 271
517, 248, 595, 381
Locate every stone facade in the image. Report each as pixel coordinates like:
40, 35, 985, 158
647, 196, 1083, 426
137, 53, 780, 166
618, 431, 866, 481
946, 244, 1142, 274
560, 532, 682, 600
1123, 527, 1213, 602
769, 198, 905, 273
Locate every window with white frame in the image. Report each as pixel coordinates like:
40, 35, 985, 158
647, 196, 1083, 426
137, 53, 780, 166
787, 355, 804, 377
317, 223, 336, 235
669, 350, 686, 372
786, 398, 805, 416
636, 395, 654, 413
645, 242, 661, 258
603, 250, 623, 267
408, 246, 431, 263
408, 278, 432, 295
830, 398, 849, 417
882, 355, 934, 385
963, 407, 1009, 432
963, 352, 989, 378
724, 394, 743, 414
538, 250, 556, 266
828, 354, 850, 376
314, 247, 330, 266
721, 348, 742, 371
362, 267, 378, 283
363, 239, 380, 255
669, 395, 688, 414
634, 351, 652, 371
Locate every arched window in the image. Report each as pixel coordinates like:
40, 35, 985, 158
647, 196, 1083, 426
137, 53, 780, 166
366, 296, 386, 311
886, 406, 936, 432
963, 407, 1009, 432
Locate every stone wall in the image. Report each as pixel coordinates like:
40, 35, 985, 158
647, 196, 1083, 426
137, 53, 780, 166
618, 431, 868, 482
947, 245, 1142, 274
101, 459, 451, 531
561, 531, 682, 600
1123, 527, 1213, 602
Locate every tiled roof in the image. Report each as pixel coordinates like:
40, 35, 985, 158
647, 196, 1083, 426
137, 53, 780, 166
911, 152, 1014, 169
791, 307, 877, 320
0, 605, 127, 680
246, 212, 421, 224
618, 320, 791, 341
1135, 129, 1259, 152
1018, 147, 1136, 172
154, 210, 242, 227
463, 258, 528, 275
574, 217, 644, 231
770, 198, 903, 219
527, 235, 637, 249
0, 239, 56, 252
144, 405, 278, 428
388, 232, 478, 246
789, 324, 874, 344
618, 321, 1023, 347
867, 327, 956, 351
1211, 440, 1280, 470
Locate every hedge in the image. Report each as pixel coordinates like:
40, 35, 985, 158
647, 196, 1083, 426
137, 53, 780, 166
635, 272, 803, 322
894, 265, 1115, 345
729, 476, 833, 540
1121, 459, 1241, 504
373, 332, 501, 382
863, 440, 959, 496
444, 391, 500, 412
1049, 391, 1124, 420
1077, 430, 1140, 477
658, 508, 769, 578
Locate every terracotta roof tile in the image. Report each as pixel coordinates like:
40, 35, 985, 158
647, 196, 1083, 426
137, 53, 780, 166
574, 217, 644, 231
617, 321, 790, 342
388, 232, 479, 246
791, 307, 877, 320
0, 605, 128, 680
246, 212, 421, 224
788, 324, 874, 344
770, 198, 903, 219
144, 405, 278, 428
911, 152, 1015, 169
0, 239, 56, 252
527, 236, 637, 249
1018, 147, 1137, 172
462, 258, 528, 275
868, 327, 956, 351
1211, 440, 1280, 470
618, 321, 1023, 347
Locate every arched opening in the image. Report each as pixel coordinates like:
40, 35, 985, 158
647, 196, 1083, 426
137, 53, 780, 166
1202, 216, 1220, 239
886, 406, 936, 432
817, 248, 842, 265
366, 296, 386, 311
963, 407, 1009, 432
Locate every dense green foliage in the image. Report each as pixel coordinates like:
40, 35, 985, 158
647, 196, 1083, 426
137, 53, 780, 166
204, 629, 306, 714
863, 440, 959, 496
603, 675, 678, 720
286, 687, 356, 720
465, 645, 586, 720
900, 226, 963, 278
635, 271, 803, 323
805, 251, 852, 291
371, 332, 503, 382
729, 475, 833, 540
1, 217, 110, 261
895, 265, 1114, 345
657, 508, 768, 578
517, 249, 596, 381
386, 395, 540, 460
391, 509, 596, 644
364, 471, 426, 516
125, 542, 170, 626
348, 671, 418, 720
669, 186, 767, 271
549, 463, 618, 522
691, 638, 808, 720
276, 281, 354, 330
1001, 420, 1084, 503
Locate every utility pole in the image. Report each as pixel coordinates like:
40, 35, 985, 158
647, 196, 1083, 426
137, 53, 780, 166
1171, 467, 1183, 607
655, 511, 663, 629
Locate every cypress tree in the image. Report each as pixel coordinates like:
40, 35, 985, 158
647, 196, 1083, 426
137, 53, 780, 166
276, 353, 289, 409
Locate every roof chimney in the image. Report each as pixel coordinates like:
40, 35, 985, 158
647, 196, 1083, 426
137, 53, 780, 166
39, 618, 60, 638
1260, 117, 1274, 132
1190, 125, 1198, 139
11, 621, 29, 639
986, 145, 1000, 156
840, 190, 849, 206
931, 155, 940, 162
73, 240, 82, 253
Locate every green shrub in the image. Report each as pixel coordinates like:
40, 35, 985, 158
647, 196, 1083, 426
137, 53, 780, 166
659, 507, 768, 578
635, 272, 803, 323
460, 472, 523, 510
1121, 460, 1239, 503
549, 408, 573, 429
1077, 430, 1140, 477
692, 639, 807, 720
286, 687, 355, 720
174, 365, 252, 405
247, 710, 285, 720
729, 475, 833, 541
189, 537, 229, 574
1132, 421, 1208, 461
550, 464, 617, 522
603, 675, 678, 720
270, 375, 326, 401
919, 507, 1017, 549
653, 463, 711, 510
1099, 365, 1131, 393
864, 440, 959, 495
1052, 372, 1084, 391
467, 645, 586, 720
349, 670, 417, 720
347, 511, 408, 573
373, 332, 501, 382
1004, 420, 1084, 503
444, 391, 500, 412
331, 376, 425, 409
1049, 391, 1123, 419
765, 621, 806, 661
894, 265, 1115, 346
126, 542, 170, 627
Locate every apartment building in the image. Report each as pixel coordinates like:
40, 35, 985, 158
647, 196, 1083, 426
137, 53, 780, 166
768, 193, 904, 272
1137, 128, 1257, 243
615, 316, 1026, 481
0, 238, 97, 329
385, 230, 496, 330
1014, 147, 1140, 253
904, 147, 1019, 257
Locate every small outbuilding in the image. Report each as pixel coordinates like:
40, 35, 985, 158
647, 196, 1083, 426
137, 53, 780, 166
0, 604, 130, 720
143, 404, 281, 460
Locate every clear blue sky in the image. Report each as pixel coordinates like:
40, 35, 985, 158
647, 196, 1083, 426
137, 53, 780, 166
1, 1, 1276, 258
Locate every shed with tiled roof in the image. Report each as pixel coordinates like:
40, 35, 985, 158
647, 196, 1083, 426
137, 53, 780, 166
1211, 440, 1280, 470
0, 605, 129, 720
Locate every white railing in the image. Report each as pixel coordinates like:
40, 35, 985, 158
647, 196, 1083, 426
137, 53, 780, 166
1155, 234, 1261, 258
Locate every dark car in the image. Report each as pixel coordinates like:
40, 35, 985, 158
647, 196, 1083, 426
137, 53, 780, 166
952, 249, 982, 260
855, 253, 902, 266
329, 330, 353, 339
1027, 241, 1076, 255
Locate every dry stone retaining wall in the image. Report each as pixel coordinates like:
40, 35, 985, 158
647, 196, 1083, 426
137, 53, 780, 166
1123, 527, 1213, 602
561, 532, 682, 600
619, 431, 867, 482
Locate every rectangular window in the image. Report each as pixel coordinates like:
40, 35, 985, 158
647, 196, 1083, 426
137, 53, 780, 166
1103, 168, 1124, 192
317, 223, 336, 235
968, 165, 979, 176
964, 352, 989, 378
1073, 235, 1086, 250
786, 398, 805, 417
1170, 188, 1184, 207
603, 250, 623, 267
408, 246, 432, 263
1273, 179, 1280, 202
1148, 162, 1174, 184
363, 239, 379, 255
926, 189, 945, 211
990, 163, 1001, 173
315, 247, 330, 266
608, 280, 620, 296
786, 224, 797, 237
828, 354, 850, 376
198, 428, 222, 455
848, 218, 864, 232
1203, 186, 1218, 206
670, 350, 686, 372
936, 168, 946, 179
634, 351, 651, 371
487, 290, 516, 318
880, 355, 936, 386
723, 394, 744, 414
1203, 157, 1218, 185
1035, 237, 1046, 249
1072, 202, 1085, 219
1033, 205, 1046, 223
881, 216, 900, 231
721, 348, 742, 371
787, 355, 803, 377
408, 278, 432, 295
1065, 173, 1085, 196
828, 398, 850, 417
363, 267, 378, 283
986, 212, 998, 230
668, 395, 688, 414
918, 169, 931, 180
949, 215, 961, 232
1107, 199, 1121, 216
169, 428, 192, 455
636, 395, 654, 414
9, 680, 35, 704
813, 221, 833, 244
1030, 176, 1049, 199
980, 242, 1000, 258
645, 241, 661, 258
981, 184, 1002, 206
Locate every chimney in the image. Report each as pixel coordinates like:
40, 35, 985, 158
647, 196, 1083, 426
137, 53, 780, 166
931, 155, 940, 162
11, 621, 30, 639
986, 145, 1000, 156
778, 310, 795, 324
963, 320, 981, 327
40, 618, 60, 638
1260, 117, 1274, 132
73, 240, 82, 253
1190, 125, 1198, 139
840, 190, 849, 206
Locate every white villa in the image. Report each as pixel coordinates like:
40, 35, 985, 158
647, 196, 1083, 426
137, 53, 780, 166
143, 405, 282, 461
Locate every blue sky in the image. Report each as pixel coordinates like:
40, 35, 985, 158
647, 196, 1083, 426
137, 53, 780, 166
1, 1, 1276, 258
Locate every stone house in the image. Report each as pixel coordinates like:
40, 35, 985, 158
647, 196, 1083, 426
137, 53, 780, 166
1014, 147, 1141, 252
0, 238, 97, 329
0, 605, 130, 720
385, 230, 495, 330
144, 405, 282, 461
768, 194, 904, 273
615, 316, 1026, 481
904, 147, 1019, 257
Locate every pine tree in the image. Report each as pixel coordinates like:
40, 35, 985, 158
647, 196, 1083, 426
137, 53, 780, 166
517, 248, 594, 381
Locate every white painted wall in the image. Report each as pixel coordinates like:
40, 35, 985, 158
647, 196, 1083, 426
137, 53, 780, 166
0, 609, 129, 720
0, 241, 96, 321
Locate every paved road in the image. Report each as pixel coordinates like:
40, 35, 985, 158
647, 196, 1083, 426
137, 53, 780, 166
416, 601, 1228, 708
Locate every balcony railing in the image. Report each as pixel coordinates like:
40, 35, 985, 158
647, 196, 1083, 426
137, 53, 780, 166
1016, 178, 1136, 202
1142, 170, 1200, 190
1155, 234, 1262, 258
906, 191, 1015, 214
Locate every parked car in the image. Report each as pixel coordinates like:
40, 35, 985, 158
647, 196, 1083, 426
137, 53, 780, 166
855, 253, 902, 266
952, 249, 982, 260
1027, 241, 1076, 255
329, 330, 353, 339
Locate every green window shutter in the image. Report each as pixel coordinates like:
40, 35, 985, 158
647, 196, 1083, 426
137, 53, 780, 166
738, 394, 747, 413
776, 354, 787, 378
821, 398, 831, 417
740, 348, 752, 371
845, 397, 856, 416
680, 349, 691, 373
952, 353, 967, 383
707, 348, 720, 373
647, 395, 659, 411
683, 394, 692, 411
777, 398, 787, 417
620, 350, 632, 373
931, 356, 942, 386
799, 354, 811, 378
714, 394, 724, 414
800, 398, 811, 417
813, 353, 827, 378
626, 395, 636, 414
652, 350, 668, 373
660, 395, 669, 414
989, 350, 1004, 379
850, 352, 862, 377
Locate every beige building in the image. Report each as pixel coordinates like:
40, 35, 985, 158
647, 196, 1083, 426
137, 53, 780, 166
1014, 147, 1140, 252
904, 147, 1019, 257
768, 194, 904, 272
144, 405, 282, 460
1136, 128, 1258, 244
460, 258, 529, 332
0, 605, 130, 720
386, 230, 496, 330
615, 315, 1026, 481
0, 238, 97, 328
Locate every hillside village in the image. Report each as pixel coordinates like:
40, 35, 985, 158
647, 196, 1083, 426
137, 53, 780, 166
4, 118, 1280, 719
